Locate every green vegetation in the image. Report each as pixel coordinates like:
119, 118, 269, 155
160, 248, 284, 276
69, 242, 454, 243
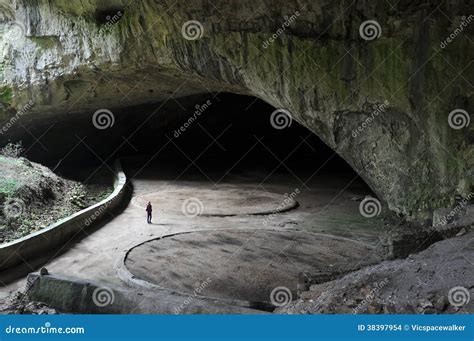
0, 86, 12, 104
0, 153, 113, 244
53, 0, 96, 16
29, 36, 59, 49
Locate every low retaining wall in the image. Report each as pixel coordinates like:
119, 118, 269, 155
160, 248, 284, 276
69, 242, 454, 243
26, 272, 264, 314
0, 160, 127, 271
116, 228, 374, 312
381, 207, 473, 259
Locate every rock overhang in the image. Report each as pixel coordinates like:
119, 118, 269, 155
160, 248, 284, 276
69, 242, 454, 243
0, 0, 472, 222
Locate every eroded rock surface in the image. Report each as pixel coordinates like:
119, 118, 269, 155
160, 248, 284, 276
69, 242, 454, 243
0, 0, 472, 221
278, 229, 474, 314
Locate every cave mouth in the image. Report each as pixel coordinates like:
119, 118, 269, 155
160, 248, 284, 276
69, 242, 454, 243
11, 93, 386, 307
15, 92, 375, 206
19, 93, 362, 182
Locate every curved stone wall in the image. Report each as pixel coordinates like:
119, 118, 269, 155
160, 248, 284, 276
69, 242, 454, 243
0, 159, 127, 271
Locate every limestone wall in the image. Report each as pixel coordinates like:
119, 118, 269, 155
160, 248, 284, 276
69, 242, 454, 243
0, 0, 472, 221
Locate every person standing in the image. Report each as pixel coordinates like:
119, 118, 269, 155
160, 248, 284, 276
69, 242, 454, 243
146, 201, 153, 224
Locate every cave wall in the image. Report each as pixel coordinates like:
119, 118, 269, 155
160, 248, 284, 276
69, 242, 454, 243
0, 0, 473, 221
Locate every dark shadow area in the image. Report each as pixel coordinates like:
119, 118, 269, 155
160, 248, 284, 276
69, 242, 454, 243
10, 93, 359, 185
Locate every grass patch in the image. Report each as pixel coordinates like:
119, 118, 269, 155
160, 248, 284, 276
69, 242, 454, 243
0, 86, 13, 104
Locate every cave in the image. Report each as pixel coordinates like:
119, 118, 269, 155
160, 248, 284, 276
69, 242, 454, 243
0, 0, 472, 315
3, 93, 384, 310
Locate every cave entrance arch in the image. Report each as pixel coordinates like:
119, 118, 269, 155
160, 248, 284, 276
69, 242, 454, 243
102, 92, 366, 187
15, 92, 380, 228
18, 92, 368, 191
7, 92, 386, 307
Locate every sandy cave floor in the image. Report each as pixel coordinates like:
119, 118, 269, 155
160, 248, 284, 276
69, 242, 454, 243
0, 162, 388, 310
